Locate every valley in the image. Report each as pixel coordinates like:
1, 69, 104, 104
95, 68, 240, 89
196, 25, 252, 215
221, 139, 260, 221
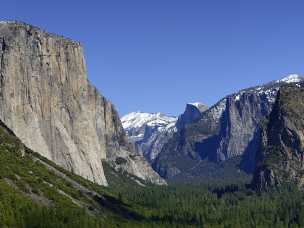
0, 21, 303, 228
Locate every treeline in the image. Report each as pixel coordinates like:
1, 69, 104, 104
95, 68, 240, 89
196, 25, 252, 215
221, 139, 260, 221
113, 184, 304, 228
1, 176, 304, 227
0, 127, 303, 228
0, 180, 109, 228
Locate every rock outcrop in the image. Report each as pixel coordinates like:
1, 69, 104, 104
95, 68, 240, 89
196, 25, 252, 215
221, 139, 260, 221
153, 75, 304, 182
176, 102, 208, 129
0, 21, 165, 186
252, 84, 304, 190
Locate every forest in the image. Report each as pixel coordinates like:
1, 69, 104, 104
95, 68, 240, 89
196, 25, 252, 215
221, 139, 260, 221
0, 118, 302, 228
1, 177, 304, 228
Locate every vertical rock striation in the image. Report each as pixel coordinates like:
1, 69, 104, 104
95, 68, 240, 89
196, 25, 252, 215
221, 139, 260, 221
0, 21, 165, 186
153, 76, 304, 182
252, 84, 304, 190
176, 103, 208, 130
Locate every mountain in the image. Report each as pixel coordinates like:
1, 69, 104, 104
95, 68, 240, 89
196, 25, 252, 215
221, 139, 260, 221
121, 103, 208, 162
0, 67, 303, 228
152, 74, 304, 183
252, 84, 304, 190
121, 112, 177, 161
0, 21, 165, 186
1, 113, 301, 228
176, 102, 208, 129
0, 117, 147, 227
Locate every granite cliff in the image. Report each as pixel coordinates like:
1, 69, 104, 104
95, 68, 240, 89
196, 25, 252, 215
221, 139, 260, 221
152, 75, 303, 183
176, 102, 208, 130
252, 84, 304, 190
0, 21, 165, 186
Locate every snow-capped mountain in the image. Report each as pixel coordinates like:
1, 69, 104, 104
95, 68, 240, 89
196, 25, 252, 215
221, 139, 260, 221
231, 74, 304, 103
276, 74, 303, 83
213, 74, 304, 124
153, 74, 304, 181
188, 102, 208, 112
121, 112, 177, 161
122, 112, 177, 135
122, 74, 304, 183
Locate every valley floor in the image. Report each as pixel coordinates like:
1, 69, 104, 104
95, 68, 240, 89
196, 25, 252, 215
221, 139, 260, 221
0, 121, 302, 228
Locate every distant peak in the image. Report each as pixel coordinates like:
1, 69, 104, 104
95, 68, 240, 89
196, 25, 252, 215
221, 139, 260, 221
187, 102, 208, 112
276, 74, 303, 84
122, 111, 167, 119
188, 102, 203, 108
121, 111, 177, 130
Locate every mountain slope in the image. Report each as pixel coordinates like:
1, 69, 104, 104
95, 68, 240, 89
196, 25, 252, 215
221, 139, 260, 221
252, 84, 304, 190
153, 75, 304, 183
0, 21, 164, 186
122, 112, 177, 161
0, 118, 146, 227
0, 81, 303, 227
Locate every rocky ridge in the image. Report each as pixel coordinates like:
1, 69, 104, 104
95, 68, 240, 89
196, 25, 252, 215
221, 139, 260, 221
252, 84, 304, 190
152, 75, 304, 181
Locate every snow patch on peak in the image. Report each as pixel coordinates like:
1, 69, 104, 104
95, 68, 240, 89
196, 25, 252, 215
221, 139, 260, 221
122, 112, 178, 161
234, 94, 241, 101
232, 74, 304, 104
276, 74, 303, 84
121, 112, 177, 131
188, 102, 203, 108
187, 102, 208, 113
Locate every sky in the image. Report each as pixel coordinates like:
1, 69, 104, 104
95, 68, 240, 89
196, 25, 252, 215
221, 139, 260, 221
2, 1, 304, 116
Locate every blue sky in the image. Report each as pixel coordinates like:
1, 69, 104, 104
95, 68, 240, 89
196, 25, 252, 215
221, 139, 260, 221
2, 1, 304, 116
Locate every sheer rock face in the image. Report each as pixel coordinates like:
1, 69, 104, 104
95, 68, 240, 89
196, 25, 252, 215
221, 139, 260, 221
0, 21, 165, 186
153, 78, 303, 181
176, 103, 208, 130
153, 93, 274, 179
252, 85, 304, 190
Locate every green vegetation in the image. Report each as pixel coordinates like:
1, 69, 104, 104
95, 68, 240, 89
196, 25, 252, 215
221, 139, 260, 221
0, 122, 304, 227
0, 122, 129, 227
263, 146, 286, 168
113, 184, 304, 228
